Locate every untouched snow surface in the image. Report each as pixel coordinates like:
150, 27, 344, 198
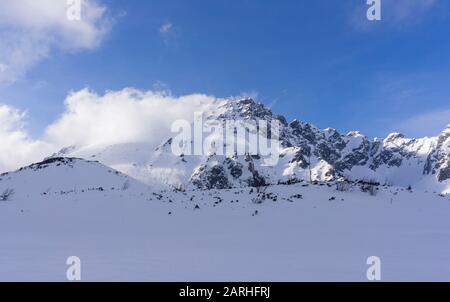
1, 177, 450, 281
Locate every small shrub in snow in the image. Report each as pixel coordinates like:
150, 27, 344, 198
336, 181, 351, 192
121, 180, 130, 191
252, 197, 263, 204
361, 183, 377, 196
252, 186, 268, 204
0, 188, 15, 201
359, 179, 379, 196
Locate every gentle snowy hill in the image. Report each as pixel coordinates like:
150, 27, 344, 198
0, 157, 150, 199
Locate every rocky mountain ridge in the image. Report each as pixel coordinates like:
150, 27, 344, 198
41, 97, 450, 193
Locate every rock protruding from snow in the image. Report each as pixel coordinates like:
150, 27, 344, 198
44, 98, 450, 193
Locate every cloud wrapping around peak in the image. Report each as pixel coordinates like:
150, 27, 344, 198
0, 0, 112, 83
44, 88, 222, 148
0, 88, 223, 172
0, 87, 448, 173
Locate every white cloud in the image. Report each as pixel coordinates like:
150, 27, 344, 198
159, 22, 176, 46
44, 88, 221, 148
0, 0, 112, 83
0, 105, 53, 172
0, 87, 447, 173
0, 88, 222, 172
159, 22, 173, 34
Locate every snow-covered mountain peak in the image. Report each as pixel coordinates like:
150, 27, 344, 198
33, 97, 450, 193
218, 97, 273, 120
443, 124, 450, 134
385, 132, 406, 143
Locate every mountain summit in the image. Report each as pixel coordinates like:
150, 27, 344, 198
47, 98, 450, 193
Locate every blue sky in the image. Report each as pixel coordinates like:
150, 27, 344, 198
1, 0, 450, 138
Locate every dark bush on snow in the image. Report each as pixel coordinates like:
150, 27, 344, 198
0, 188, 15, 201
336, 181, 351, 192
360, 179, 379, 196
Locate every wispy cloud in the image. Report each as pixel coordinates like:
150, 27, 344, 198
159, 22, 176, 46
159, 22, 173, 35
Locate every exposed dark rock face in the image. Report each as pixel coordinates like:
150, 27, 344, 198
438, 165, 450, 182
315, 142, 341, 165
370, 150, 402, 170
226, 158, 244, 179
423, 130, 450, 182
144, 98, 450, 190
246, 161, 266, 188
191, 164, 230, 190
290, 150, 309, 169
207, 165, 230, 189
20, 157, 88, 171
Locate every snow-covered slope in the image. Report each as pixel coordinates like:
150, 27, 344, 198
1, 97, 450, 281
0, 157, 150, 198
58, 98, 449, 193
2, 180, 450, 281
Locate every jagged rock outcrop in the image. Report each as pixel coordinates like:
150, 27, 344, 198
159, 98, 450, 190
49, 97, 450, 192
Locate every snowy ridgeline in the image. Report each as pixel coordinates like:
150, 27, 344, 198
1, 156, 450, 281
44, 98, 450, 194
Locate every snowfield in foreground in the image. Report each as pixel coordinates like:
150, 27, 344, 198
1, 97, 450, 281
1, 179, 450, 281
